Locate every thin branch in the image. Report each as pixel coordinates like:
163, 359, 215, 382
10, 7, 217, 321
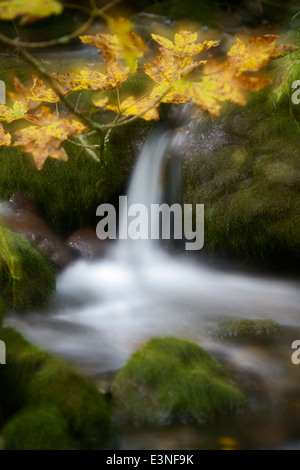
100, 87, 171, 129
17, 47, 103, 131
0, 16, 95, 49
66, 139, 100, 149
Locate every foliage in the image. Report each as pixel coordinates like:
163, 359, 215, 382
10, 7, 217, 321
0, 15, 297, 170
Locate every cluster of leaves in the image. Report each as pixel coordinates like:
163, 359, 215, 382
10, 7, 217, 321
0, 15, 297, 169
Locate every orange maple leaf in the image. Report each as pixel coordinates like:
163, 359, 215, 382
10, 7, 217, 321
14, 108, 87, 169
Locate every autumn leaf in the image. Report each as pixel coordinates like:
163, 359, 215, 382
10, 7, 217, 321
106, 95, 160, 121
151, 30, 220, 57
227, 35, 298, 76
0, 124, 11, 146
0, 0, 63, 24
105, 61, 130, 88
145, 53, 206, 84
0, 101, 29, 123
7, 77, 41, 111
54, 63, 129, 94
80, 33, 123, 61
108, 17, 145, 72
31, 75, 61, 103
92, 96, 109, 108
80, 18, 144, 71
145, 54, 180, 84
14, 108, 87, 169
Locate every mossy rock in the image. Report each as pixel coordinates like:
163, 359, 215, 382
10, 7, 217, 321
183, 58, 300, 267
0, 227, 55, 310
29, 361, 112, 449
0, 327, 113, 449
112, 337, 246, 426
2, 407, 72, 450
216, 319, 281, 339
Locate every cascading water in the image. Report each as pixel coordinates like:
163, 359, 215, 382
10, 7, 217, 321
7, 128, 300, 386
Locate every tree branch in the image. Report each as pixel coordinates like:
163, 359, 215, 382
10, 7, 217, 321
0, 16, 95, 49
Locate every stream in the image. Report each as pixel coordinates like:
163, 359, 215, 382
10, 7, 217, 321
6, 128, 300, 450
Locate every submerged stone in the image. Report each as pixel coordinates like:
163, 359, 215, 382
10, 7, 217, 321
216, 318, 281, 339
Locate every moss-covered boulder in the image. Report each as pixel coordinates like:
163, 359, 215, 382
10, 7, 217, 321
183, 43, 300, 267
112, 337, 246, 426
0, 327, 112, 449
2, 407, 72, 450
0, 227, 55, 310
216, 318, 281, 339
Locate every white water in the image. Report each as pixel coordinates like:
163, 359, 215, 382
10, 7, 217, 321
7, 130, 300, 379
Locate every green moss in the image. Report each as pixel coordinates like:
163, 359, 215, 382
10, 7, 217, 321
0, 118, 150, 234
0, 227, 55, 310
2, 407, 72, 450
29, 361, 112, 449
0, 327, 113, 449
216, 319, 281, 339
112, 337, 246, 426
183, 76, 300, 266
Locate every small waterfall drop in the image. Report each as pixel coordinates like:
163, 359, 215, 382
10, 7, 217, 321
116, 129, 171, 261
6, 128, 300, 378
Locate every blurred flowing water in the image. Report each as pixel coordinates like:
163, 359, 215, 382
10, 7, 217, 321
7, 128, 300, 449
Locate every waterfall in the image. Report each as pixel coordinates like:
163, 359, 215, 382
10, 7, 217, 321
6, 129, 300, 376
116, 128, 182, 261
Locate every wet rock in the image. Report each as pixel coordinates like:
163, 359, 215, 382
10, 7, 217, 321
67, 228, 108, 259
0, 198, 71, 269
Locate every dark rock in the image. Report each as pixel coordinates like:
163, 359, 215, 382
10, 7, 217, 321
0, 199, 71, 269
67, 228, 108, 259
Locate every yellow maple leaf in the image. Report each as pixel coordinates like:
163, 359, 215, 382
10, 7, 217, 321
106, 95, 159, 121
80, 17, 144, 72
53, 63, 129, 94
31, 75, 61, 103
0, 0, 63, 24
227, 35, 298, 76
108, 17, 145, 72
0, 124, 11, 146
14, 108, 87, 169
105, 60, 130, 88
145, 53, 206, 84
145, 54, 182, 84
80, 33, 123, 61
151, 30, 220, 57
0, 101, 29, 123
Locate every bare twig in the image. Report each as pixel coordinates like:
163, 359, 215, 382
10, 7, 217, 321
0, 16, 95, 49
